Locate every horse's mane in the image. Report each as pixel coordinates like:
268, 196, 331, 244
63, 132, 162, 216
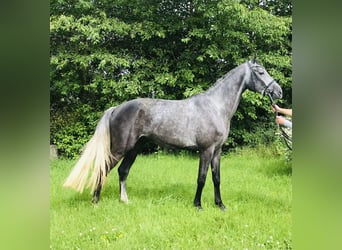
204, 63, 244, 95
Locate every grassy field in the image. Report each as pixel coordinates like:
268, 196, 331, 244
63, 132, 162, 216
50, 147, 292, 249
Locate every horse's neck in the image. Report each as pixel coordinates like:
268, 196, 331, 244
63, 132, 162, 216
204, 65, 247, 119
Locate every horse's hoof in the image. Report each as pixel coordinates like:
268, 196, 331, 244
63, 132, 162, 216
120, 198, 129, 204
91, 197, 99, 204
195, 205, 203, 211
218, 204, 226, 211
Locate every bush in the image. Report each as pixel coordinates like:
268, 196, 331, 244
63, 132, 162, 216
50, 105, 102, 158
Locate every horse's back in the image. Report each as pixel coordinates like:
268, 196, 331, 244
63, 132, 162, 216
141, 97, 227, 149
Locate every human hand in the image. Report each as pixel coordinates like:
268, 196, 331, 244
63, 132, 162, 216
271, 104, 280, 113
275, 116, 286, 125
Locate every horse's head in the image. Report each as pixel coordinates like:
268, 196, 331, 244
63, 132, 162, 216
246, 59, 283, 101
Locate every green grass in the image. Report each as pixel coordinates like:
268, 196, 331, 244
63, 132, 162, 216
50, 147, 292, 249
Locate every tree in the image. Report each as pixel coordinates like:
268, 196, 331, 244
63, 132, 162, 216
50, 0, 292, 157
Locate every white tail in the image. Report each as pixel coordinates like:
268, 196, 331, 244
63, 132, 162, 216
63, 107, 116, 193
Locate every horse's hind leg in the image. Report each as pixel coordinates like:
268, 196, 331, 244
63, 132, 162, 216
91, 157, 121, 204
92, 181, 103, 204
118, 149, 138, 203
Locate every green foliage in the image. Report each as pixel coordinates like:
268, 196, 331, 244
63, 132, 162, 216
50, 104, 101, 158
50, 0, 292, 157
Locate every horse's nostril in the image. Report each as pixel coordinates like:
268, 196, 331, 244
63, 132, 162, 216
279, 90, 283, 99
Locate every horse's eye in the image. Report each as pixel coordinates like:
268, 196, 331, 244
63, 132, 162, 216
257, 68, 264, 74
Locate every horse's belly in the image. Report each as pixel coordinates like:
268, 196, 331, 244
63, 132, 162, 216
144, 124, 197, 149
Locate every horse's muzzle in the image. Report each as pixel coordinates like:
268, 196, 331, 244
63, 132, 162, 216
269, 82, 283, 100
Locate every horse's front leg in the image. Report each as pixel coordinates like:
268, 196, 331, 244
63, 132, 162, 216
194, 148, 213, 210
211, 149, 226, 211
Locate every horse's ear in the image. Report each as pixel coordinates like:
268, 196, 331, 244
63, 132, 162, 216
252, 53, 257, 63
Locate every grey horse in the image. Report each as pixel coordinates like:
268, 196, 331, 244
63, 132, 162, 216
64, 58, 282, 210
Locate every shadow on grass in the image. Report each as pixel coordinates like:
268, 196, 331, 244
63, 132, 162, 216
62, 182, 195, 208
230, 189, 291, 210
61, 190, 94, 207
259, 159, 292, 177
129, 183, 194, 204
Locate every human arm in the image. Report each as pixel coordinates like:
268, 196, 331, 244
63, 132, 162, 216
271, 104, 292, 116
